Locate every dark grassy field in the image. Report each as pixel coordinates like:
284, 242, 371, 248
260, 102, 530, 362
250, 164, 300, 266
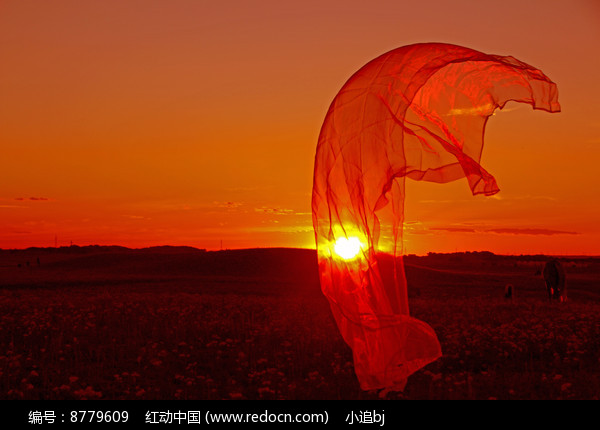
1, 246, 599, 400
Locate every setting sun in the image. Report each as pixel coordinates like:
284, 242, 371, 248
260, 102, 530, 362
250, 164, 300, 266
333, 237, 362, 260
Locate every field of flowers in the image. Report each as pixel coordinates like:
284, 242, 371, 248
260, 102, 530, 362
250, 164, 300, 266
1, 249, 599, 400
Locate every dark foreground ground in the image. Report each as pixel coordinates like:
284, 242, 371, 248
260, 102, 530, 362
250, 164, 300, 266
1, 246, 599, 400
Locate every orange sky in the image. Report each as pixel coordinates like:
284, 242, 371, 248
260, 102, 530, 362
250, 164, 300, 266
1, 0, 599, 255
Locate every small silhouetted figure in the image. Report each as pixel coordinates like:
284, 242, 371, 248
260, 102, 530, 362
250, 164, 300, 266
504, 284, 514, 301
36, 257, 40, 266
543, 259, 566, 302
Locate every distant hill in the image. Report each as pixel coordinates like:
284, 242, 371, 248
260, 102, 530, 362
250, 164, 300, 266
1, 246, 598, 301
2, 245, 599, 277
0, 246, 321, 290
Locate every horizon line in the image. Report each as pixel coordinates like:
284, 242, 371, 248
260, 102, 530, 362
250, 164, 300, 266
1, 244, 598, 258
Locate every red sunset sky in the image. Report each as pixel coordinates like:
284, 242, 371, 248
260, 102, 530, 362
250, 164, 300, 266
1, 0, 599, 255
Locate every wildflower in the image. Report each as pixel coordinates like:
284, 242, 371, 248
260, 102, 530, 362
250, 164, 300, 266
74, 386, 102, 399
257, 387, 275, 396
308, 371, 320, 379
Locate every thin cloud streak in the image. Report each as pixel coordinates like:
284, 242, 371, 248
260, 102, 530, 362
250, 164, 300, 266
487, 228, 578, 236
14, 197, 50, 201
424, 226, 578, 236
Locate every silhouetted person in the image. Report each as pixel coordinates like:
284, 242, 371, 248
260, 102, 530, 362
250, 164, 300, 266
543, 259, 566, 302
504, 284, 514, 301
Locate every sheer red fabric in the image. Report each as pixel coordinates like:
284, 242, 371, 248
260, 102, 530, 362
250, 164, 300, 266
312, 43, 560, 391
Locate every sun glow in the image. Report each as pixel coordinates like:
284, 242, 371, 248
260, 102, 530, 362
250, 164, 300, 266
333, 237, 363, 260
